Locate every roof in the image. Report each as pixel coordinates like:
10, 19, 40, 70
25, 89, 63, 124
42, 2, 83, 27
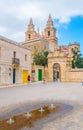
0, 35, 18, 44
0, 35, 31, 51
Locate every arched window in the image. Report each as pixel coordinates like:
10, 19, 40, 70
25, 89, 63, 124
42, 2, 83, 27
48, 31, 50, 36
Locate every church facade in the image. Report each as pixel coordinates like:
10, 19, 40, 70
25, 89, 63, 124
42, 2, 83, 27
22, 15, 58, 54
22, 14, 83, 82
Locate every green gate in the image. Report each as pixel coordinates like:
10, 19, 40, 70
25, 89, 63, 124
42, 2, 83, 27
38, 69, 42, 81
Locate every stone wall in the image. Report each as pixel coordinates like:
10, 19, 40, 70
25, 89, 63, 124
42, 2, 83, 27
31, 65, 44, 82
0, 36, 31, 85
66, 69, 83, 82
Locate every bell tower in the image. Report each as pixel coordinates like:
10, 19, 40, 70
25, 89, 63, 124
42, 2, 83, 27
25, 18, 38, 41
44, 14, 58, 45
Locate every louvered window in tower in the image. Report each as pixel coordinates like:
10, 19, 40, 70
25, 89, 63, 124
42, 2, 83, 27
48, 31, 50, 36
28, 34, 31, 39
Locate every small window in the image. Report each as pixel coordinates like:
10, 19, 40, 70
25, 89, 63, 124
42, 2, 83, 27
9, 73, 11, 76
13, 51, 16, 58
25, 54, 27, 61
9, 68, 11, 71
48, 31, 50, 36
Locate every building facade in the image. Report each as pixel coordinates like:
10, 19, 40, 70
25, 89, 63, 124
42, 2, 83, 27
22, 14, 57, 54
22, 14, 83, 82
0, 14, 83, 85
0, 35, 31, 85
31, 65, 44, 82
47, 43, 83, 82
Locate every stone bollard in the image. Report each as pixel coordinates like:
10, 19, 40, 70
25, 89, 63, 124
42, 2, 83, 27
43, 78, 45, 84
82, 82, 83, 86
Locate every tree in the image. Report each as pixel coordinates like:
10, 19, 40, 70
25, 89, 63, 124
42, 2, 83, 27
72, 49, 83, 68
77, 57, 83, 68
33, 50, 49, 67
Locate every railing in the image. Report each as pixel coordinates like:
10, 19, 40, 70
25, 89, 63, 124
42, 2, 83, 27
12, 58, 20, 65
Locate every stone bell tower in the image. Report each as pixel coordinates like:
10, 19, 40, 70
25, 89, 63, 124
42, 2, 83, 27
25, 18, 38, 41
44, 14, 58, 45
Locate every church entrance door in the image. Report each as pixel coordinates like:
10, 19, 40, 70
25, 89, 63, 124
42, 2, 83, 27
53, 63, 60, 81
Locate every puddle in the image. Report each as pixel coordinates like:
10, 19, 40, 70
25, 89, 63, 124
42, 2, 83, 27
0, 104, 61, 130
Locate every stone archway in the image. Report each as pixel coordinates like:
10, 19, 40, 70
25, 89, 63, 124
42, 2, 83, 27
53, 63, 60, 81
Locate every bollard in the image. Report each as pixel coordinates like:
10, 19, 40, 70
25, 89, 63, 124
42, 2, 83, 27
43, 78, 45, 84
82, 82, 83, 86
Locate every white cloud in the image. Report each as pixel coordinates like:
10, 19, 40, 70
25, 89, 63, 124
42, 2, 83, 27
0, 26, 7, 34
1, 0, 83, 22
10, 31, 25, 42
2, 0, 83, 22
0, 0, 83, 41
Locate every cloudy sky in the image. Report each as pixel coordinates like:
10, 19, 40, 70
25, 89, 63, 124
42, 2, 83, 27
0, 0, 83, 54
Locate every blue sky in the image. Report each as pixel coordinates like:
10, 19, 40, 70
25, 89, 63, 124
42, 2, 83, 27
0, 0, 83, 54
55, 16, 83, 55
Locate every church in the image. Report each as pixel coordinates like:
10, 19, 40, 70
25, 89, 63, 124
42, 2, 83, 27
22, 14, 58, 54
0, 14, 83, 86
21, 14, 83, 82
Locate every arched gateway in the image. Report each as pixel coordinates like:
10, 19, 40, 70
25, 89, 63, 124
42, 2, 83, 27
53, 63, 60, 81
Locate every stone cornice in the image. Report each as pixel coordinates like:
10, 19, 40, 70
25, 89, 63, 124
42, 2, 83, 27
21, 37, 48, 45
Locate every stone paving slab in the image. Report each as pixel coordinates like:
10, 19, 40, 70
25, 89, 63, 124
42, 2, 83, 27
40, 104, 83, 130
0, 82, 83, 129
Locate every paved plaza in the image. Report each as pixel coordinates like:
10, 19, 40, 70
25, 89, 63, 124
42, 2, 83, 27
0, 82, 83, 130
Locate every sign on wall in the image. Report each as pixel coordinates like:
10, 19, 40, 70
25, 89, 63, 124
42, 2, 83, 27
63, 47, 69, 56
